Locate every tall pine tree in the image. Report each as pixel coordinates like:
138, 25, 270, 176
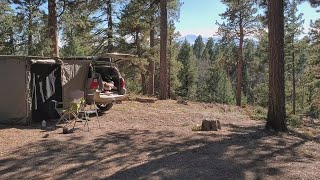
217, 0, 259, 106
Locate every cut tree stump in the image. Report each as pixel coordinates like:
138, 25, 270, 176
201, 119, 221, 131
136, 97, 157, 103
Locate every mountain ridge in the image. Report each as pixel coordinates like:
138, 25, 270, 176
176, 34, 220, 44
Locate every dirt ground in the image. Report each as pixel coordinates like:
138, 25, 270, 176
0, 100, 319, 180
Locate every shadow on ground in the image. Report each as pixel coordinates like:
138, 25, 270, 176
0, 124, 316, 179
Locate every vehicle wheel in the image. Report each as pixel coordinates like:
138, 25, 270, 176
97, 103, 113, 112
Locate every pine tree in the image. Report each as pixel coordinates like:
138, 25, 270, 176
11, 0, 47, 55
0, 1, 15, 54
193, 35, 205, 59
252, 30, 269, 107
308, 19, 320, 117
60, 1, 96, 56
284, 0, 305, 114
266, 0, 287, 131
204, 37, 215, 61
242, 39, 257, 104
177, 40, 197, 99
196, 37, 211, 101
159, 0, 168, 99
204, 66, 235, 104
48, 0, 59, 57
217, 0, 259, 106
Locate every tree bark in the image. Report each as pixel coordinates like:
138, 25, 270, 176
168, 34, 172, 98
141, 73, 148, 95
27, 2, 33, 55
135, 30, 147, 95
48, 0, 59, 57
266, 0, 287, 131
107, 0, 113, 52
236, 14, 244, 106
159, 0, 168, 100
292, 41, 296, 115
148, 16, 155, 96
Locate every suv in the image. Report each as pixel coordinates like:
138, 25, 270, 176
86, 53, 133, 111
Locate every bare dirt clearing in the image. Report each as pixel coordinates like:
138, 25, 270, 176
1, 100, 319, 179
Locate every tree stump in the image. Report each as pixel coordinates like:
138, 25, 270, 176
201, 119, 221, 131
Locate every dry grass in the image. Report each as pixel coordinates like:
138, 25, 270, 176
0, 100, 319, 179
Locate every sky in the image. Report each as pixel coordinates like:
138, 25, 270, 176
175, 0, 320, 38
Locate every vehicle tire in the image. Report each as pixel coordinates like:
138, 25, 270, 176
97, 103, 113, 112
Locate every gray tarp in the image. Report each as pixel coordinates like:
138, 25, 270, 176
0, 56, 91, 124
0, 59, 28, 124
62, 60, 91, 101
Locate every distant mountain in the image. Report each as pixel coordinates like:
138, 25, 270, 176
176, 34, 220, 45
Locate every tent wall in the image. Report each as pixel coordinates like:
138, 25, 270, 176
62, 60, 91, 101
0, 56, 91, 125
0, 58, 28, 124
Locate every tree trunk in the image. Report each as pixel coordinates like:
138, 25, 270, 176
292, 43, 296, 115
236, 15, 244, 106
48, 0, 59, 57
107, 0, 113, 52
266, 0, 287, 131
168, 34, 172, 98
148, 16, 155, 96
159, 0, 168, 100
9, 27, 14, 54
135, 30, 147, 94
27, 3, 33, 55
141, 73, 147, 95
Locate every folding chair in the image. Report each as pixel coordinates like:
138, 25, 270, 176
52, 100, 79, 127
79, 102, 100, 131
53, 90, 84, 129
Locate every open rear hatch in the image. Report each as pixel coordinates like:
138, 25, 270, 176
87, 53, 136, 104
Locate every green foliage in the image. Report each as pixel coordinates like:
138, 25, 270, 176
287, 115, 303, 127
60, 2, 96, 56
251, 30, 269, 107
250, 106, 267, 120
177, 40, 198, 99
3, 0, 50, 55
217, 0, 259, 41
1, 0, 320, 120
0, 1, 15, 54
200, 66, 235, 104
169, 40, 183, 97
193, 35, 205, 59
204, 37, 215, 61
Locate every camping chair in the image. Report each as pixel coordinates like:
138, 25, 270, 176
52, 100, 79, 127
53, 90, 84, 128
79, 102, 100, 131
68, 90, 100, 131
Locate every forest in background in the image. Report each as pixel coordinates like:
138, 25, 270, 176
0, 0, 320, 130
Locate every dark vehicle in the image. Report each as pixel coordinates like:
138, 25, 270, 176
86, 53, 134, 111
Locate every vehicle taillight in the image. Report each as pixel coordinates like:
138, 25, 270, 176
90, 78, 99, 89
120, 78, 125, 89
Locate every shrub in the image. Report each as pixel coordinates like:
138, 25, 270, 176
287, 115, 302, 127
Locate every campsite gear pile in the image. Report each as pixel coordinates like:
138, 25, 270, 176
0, 54, 131, 125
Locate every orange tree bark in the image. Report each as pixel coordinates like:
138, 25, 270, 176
148, 22, 155, 96
159, 0, 168, 100
266, 0, 287, 131
107, 0, 113, 52
48, 0, 59, 57
236, 13, 244, 106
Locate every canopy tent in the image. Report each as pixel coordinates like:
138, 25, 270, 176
0, 56, 91, 124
